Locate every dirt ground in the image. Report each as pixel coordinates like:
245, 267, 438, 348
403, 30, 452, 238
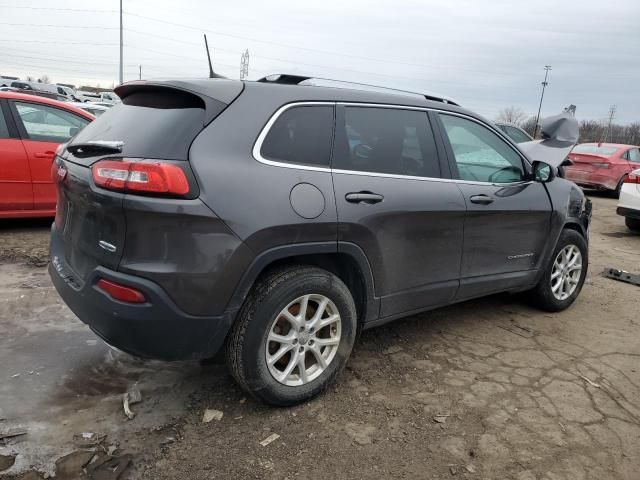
1, 194, 639, 480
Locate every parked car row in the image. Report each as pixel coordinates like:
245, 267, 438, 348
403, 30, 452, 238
0, 91, 94, 218
0, 79, 120, 104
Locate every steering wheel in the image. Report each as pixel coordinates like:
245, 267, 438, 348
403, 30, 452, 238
488, 166, 522, 183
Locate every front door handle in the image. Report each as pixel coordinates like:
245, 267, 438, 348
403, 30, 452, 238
34, 151, 55, 159
345, 192, 384, 204
469, 194, 495, 205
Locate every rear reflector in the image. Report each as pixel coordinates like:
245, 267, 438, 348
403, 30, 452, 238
92, 159, 190, 196
97, 279, 146, 303
625, 172, 639, 184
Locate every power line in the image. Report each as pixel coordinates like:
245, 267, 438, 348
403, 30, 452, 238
0, 22, 117, 29
0, 38, 118, 46
0, 5, 116, 13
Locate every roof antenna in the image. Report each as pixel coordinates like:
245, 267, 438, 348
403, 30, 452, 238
203, 34, 226, 79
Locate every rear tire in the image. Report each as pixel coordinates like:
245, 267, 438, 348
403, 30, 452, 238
626, 217, 640, 232
225, 265, 357, 406
526, 229, 588, 312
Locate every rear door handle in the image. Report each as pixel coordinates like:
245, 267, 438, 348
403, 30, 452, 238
34, 151, 55, 159
469, 194, 495, 205
345, 192, 384, 204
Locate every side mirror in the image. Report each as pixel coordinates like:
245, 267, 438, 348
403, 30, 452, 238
532, 160, 555, 183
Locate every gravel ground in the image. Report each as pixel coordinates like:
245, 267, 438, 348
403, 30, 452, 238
0, 193, 638, 480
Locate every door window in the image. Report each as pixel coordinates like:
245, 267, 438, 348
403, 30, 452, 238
14, 102, 89, 142
440, 114, 524, 183
260, 105, 334, 167
333, 107, 440, 178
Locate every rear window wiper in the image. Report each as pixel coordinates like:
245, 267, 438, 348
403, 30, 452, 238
67, 140, 124, 157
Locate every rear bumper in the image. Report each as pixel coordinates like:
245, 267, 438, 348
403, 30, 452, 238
564, 170, 618, 190
49, 227, 236, 361
617, 206, 640, 220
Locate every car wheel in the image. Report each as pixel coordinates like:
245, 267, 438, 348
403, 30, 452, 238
527, 229, 588, 312
626, 217, 640, 232
225, 265, 357, 406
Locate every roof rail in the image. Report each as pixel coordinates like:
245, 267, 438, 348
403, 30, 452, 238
256, 74, 460, 106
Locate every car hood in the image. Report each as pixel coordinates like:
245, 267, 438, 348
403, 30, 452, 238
519, 113, 579, 167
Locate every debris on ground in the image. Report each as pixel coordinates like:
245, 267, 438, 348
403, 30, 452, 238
0, 428, 27, 441
497, 322, 537, 338
202, 409, 224, 423
123, 386, 143, 420
603, 267, 640, 287
0, 453, 16, 471
579, 375, 601, 388
73, 432, 106, 448
259, 433, 280, 447
465, 464, 477, 473
433, 415, 450, 424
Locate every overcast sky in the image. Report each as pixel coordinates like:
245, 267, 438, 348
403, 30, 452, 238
1, 0, 638, 122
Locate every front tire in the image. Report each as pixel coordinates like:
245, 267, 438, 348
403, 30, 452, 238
527, 229, 588, 312
225, 266, 357, 406
626, 217, 640, 232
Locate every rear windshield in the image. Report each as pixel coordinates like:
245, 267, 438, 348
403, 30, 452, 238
572, 144, 619, 155
69, 88, 207, 160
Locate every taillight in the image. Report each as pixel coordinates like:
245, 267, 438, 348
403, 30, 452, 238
97, 279, 146, 303
51, 159, 67, 183
592, 162, 611, 169
625, 172, 640, 184
92, 159, 190, 196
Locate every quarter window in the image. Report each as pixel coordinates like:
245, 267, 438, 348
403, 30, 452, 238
627, 148, 640, 163
440, 114, 524, 183
333, 107, 440, 178
0, 108, 9, 139
503, 125, 532, 144
260, 105, 334, 167
14, 102, 89, 142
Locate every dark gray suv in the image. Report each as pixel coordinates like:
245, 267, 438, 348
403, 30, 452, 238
49, 75, 591, 405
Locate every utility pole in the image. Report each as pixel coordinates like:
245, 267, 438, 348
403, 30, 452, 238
119, 0, 123, 85
603, 105, 617, 142
240, 49, 250, 80
138, 64, 142, 80
533, 65, 552, 138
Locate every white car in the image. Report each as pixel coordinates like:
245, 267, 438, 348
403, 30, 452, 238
66, 101, 110, 117
617, 168, 640, 232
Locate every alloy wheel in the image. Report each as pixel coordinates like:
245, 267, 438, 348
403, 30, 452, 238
265, 294, 341, 386
551, 244, 583, 301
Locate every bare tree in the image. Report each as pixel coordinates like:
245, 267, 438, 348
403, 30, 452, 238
38, 74, 50, 83
496, 107, 527, 126
520, 116, 538, 137
25, 75, 35, 82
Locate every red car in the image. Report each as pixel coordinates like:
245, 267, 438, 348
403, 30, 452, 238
0, 91, 94, 218
564, 143, 640, 197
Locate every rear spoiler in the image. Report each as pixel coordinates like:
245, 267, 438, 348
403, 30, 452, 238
115, 80, 244, 124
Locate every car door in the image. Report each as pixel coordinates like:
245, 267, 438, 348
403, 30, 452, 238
0, 99, 33, 213
332, 105, 466, 319
10, 100, 90, 210
437, 113, 552, 301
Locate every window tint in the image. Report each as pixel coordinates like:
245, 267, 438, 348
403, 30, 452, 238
440, 114, 524, 183
70, 89, 208, 160
0, 107, 9, 138
261, 106, 334, 167
333, 107, 440, 178
504, 125, 532, 143
627, 148, 640, 163
15, 102, 89, 142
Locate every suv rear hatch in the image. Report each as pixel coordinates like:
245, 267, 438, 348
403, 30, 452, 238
52, 80, 243, 285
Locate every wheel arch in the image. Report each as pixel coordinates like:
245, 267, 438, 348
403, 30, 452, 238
225, 242, 379, 326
